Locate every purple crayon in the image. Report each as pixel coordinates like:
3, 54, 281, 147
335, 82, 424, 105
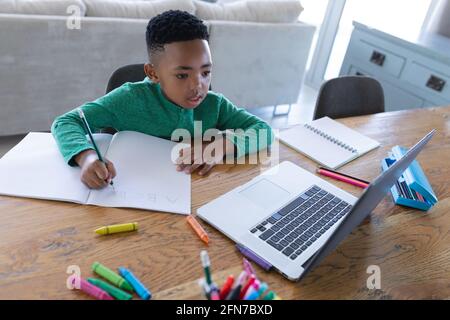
236, 244, 272, 271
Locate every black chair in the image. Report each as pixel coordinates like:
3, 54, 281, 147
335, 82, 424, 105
313, 76, 385, 120
106, 63, 146, 94
101, 64, 146, 134
106, 63, 213, 94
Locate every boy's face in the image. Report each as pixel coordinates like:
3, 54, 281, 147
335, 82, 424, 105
144, 39, 212, 109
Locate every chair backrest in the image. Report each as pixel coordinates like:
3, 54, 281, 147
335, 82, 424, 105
102, 64, 145, 134
106, 64, 146, 94
313, 76, 385, 120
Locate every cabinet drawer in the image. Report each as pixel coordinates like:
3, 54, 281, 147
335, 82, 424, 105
348, 66, 424, 111
381, 80, 424, 111
423, 100, 440, 108
348, 66, 370, 77
351, 39, 406, 78
402, 62, 450, 100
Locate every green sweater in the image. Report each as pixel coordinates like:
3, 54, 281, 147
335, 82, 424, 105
52, 78, 273, 166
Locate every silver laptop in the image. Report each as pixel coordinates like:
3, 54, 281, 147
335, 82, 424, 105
197, 130, 435, 281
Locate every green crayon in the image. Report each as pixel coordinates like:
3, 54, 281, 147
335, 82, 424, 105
262, 291, 275, 300
87, 278, 132, 300
92, 262, 134, 292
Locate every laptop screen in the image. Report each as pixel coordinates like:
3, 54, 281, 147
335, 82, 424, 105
300, 130, 435, 279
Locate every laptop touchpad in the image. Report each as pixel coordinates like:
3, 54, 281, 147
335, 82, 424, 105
239, 178, 290, 209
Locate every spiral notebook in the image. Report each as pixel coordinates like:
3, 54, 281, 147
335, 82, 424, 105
279, 117, 380, 169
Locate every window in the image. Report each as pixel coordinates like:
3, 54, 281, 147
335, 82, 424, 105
299, 0, 330, 70
304, 0, 435, 88
324, 0, 433, 80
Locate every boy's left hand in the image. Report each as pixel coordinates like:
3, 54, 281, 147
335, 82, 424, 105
175, 135, 236, 176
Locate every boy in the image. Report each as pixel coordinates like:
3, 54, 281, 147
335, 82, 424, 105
52, 10, 273, 189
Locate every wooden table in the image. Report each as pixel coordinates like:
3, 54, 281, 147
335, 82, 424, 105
0, 107, 449, 300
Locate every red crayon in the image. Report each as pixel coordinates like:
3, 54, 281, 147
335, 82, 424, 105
219, 275, 235, 300
239, 274, 256, 300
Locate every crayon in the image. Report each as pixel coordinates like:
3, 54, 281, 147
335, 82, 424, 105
87, 278, 132, 300
95, 222, 138, 235
210, 283, 220, 300
187, 215, 209, 244
198, 279, 211, 300
219, 275, 235, 300
400, 180, 414, 199
225, 271, 247, 300
92, 262, 133, 292
239, 274, 256, 300
242, 258, 256, 276
245, 282, 268, 300
416, 191, 425, 202
200, 250, 212, 285
236, 244, 272, 271
395, 181, 406, 198
262, 291, 276, 300
243, 280, 260, 299
71, 276, 113, 300
225, 283, 242, 300
118, 267, 152, 300
398, 180, 411, 199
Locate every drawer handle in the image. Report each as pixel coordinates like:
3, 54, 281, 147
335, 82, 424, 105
426, 75, 446, 92
370, 50, 385, 66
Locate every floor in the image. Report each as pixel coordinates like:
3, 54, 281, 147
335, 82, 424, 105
249, 84, 317, 130
0, 84, 318, 158
0, 134, 26, 158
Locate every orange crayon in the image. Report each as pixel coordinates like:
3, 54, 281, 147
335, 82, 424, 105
187, 215, 209, 244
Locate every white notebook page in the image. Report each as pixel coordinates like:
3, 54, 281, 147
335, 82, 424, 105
280, 126, 354, 169
0, 132, 110, 203
311, 117, 380, 155
279, 117, 380, 169
87, 131, 191, 215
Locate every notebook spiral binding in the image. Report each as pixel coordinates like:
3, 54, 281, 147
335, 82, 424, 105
304, 124, 358, 153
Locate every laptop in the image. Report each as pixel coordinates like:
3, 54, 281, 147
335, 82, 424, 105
197, 130, 435, 281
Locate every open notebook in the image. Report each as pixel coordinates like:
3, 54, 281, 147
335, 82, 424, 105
0, 131, 190, 215
279, 117, 380, 169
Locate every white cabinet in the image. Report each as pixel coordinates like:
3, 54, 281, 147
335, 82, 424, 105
340, 22, 450, 112
347, 66, 425, 111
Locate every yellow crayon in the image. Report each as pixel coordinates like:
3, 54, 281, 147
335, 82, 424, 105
95, 222, 138, 235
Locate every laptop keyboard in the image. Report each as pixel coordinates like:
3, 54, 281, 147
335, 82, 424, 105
250, 185, 352, 260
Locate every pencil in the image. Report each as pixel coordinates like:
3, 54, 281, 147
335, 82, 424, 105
317, 167, 370, 184
77, 109, 114, 189
187, 215, 209, 244
317, 168, 369, 188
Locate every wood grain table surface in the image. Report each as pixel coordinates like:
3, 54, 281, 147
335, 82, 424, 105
0, 106, 449, 300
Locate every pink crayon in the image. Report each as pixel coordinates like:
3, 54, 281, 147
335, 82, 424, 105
243, 258, 256, 276
72, 276, 114, 300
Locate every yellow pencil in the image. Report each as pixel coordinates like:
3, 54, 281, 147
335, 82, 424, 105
95, 222, 138, 235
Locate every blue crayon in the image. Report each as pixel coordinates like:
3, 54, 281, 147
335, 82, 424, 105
118, 267, 152, 300
245, 282, 268, 300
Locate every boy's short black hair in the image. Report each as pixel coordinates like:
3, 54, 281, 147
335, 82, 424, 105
146, 10, 209, 60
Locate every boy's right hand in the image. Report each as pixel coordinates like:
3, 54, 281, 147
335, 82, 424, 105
75, 150, 116, 189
